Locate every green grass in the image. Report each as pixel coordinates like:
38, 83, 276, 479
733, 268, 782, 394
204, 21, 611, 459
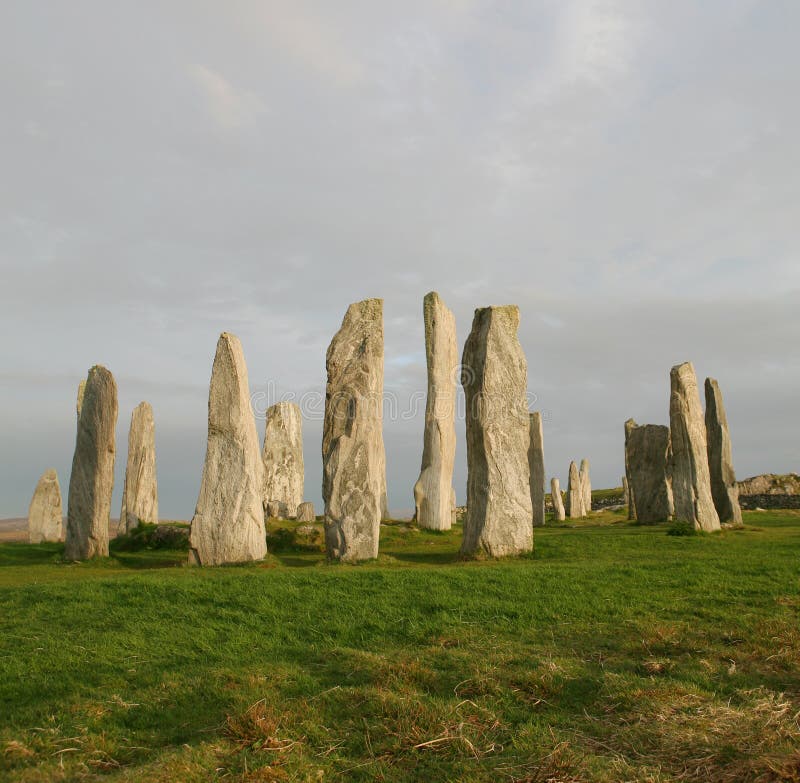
1, 511, 799, 781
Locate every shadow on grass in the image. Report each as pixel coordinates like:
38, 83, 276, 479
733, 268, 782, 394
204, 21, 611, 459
0, 542, 64, 567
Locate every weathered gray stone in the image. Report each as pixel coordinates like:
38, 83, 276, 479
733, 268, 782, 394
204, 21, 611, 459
189, 333, 267, 565
413, 292, 458, 531
460, 305, 533, 557
551, 477, 565, 522
579, 458, 591, 513
322, 299, 386, 562
565, 460, 585, 519
528, 412, 546, 527
705, 378, 742, 526
296, 501, 315, 522
266, 500, 282, 519
28, 469, 62, 543
262, 402, 304, 519
624, 418, 638, 520
119, 401, 158, 533
65, 365, 117, 560
626, 423, 674, 523
669, 362, 720, 531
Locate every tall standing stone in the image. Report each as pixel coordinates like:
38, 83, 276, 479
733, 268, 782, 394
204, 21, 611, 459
626, 423, 674, 523
322, 299, 386, 562
528, 412, 546, 527
262, 402, 304, 518
28, 469, 63, 543
76, 379, 86, 430
119, 402, 159, 533
189, 333, 267, 565
565, 460, 585, 519
460, 305, 533, 557
579, 458, 591, 514
669, 362, 720, 531
704, 378, 743, 526
65, 365, 117, 560
413, 292, 457, 531
551, 477, 565, 522
622, 475, 631, 508
624, 419, 637, 520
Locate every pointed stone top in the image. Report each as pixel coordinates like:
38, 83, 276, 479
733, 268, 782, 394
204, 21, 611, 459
41, 467, 58, 481
671, 360, 695, 376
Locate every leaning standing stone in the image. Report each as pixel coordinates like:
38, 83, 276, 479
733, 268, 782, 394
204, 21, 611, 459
704, 378, 743, 525
322, 299, 386, 562
565, 460, 585, 519
626, 423, 674, 523
413, 292, 458, 530
669, 362, 720, 531
528, 412, 546, 527
296, 501, 315, 523
28, 469, 63, 543
579, 458, 591, 513
189, 333, 267, 565
460, 305, 533, 557
65, 365, 118, 559
119, 401, 159, 533
262, 402, 304, 518
551, 477, 565, 522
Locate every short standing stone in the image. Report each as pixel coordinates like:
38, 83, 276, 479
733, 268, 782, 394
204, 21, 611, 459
579, 458, 591, 513
551, 477, 565, 522
565, 461, 585, 518
262, 402, 304, 518
322, 299, 386, 562
65, 365, 118, 560
528, 412, 546, 527
626, 423, 674, 523
460, 305, 533, 557
624, 419, 637, 520
119, 401, 159, 533
413, 292, 457, 531
28, 469, 62, 543
266, 501, 282, 519
705, 378, 743, 525
669, 362, 720, 531
189, 333, 267, 565
296, 501, 315, 522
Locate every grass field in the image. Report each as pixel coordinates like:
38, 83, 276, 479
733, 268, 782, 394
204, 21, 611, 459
1, 509, 799, 782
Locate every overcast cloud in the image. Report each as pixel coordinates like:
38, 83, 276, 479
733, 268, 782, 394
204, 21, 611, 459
1, 1, 798, 519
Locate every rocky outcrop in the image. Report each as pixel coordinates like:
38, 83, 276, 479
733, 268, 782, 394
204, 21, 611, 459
460, 306, 533, 557
296, 501, 315, 522
528, 412, 546, 527
624, 419, 637, 520
413, 292, 457, 530
669, 362, 720, 531
551, 477, 565, 522
626, 423, 674, 523
262, 402, 304, 519
322, 299, 386, 562
704, 378, 742, 526
189, 333, 267, 565
119, 401, 159, 533
65, 365, 118, 560
565, 461, 585, 519
738, 474, 800, 496
28, 469, 62, 543
579, 459, 591, 513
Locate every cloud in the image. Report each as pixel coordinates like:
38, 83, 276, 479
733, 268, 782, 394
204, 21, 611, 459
189, 64, 266, 129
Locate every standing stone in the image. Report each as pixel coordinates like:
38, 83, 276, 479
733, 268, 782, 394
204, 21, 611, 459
565, 461, 585, 519
76, 379, 86, 430
551, 477, 565, 522
28, 469, 63, 543
119, 402, 159, 533
579, 458, 591, 513
626, 423, 674, 523
669, 362, 720, 531
528, 412, 546, 527
413, 292, 458, 531
705, 378, 743, 526
262, 402, 304, 518
322, 299, 386, 562
296, 501, 315, 523
266, 501, 282, 519
624, 419, 638, 520
65, 365, 117, 560
189, 333, 267, 565
622, 475, 631, 508
460, 305, 533, 557
450, 487, 458, 527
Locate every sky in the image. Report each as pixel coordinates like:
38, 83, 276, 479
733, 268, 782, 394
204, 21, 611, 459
1, 1, 798, 519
